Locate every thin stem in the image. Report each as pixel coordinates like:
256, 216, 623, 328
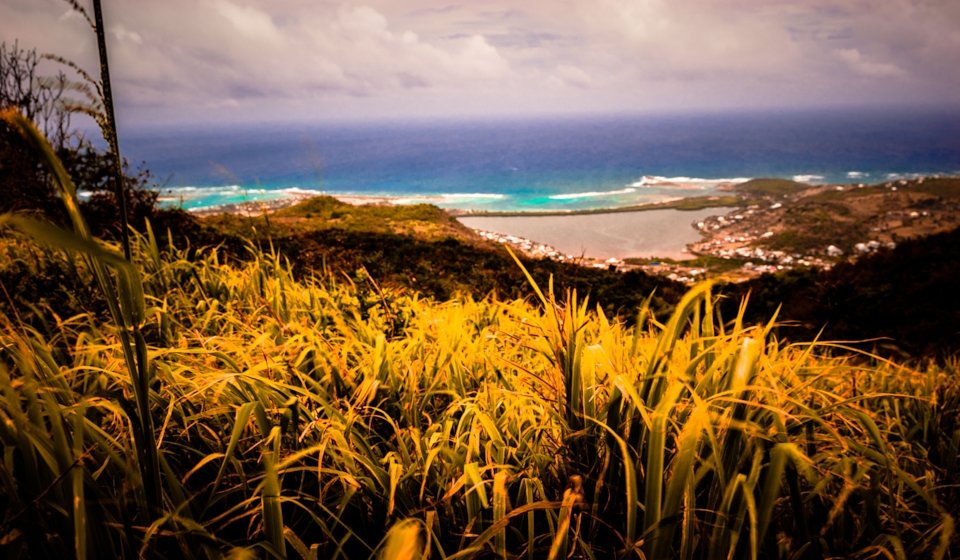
91, 0, 131, 262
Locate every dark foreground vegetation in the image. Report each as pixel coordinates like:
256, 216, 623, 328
719, 226, 960, 358
3, 217, 959, 559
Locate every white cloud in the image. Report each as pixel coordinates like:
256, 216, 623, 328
551, 65, 592, 88
835, 48, 906, 78
336, 5, 390, 37
112, 24, 143, 45
213, 0, 283, 44
577, 0, 806, 79
304, 6, 510, 94
0, 0, 957, 123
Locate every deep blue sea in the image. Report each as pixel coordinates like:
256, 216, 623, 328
120, 109, 960, 213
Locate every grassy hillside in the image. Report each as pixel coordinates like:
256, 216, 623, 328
806, 177, 960, 203
0, 230, 956, 559
734, 178, 811, 195
912, 176, 960, 197
203, 195, 477, 240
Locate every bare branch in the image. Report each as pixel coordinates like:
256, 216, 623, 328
61, 0, 96, 30
43, 53, 103, 100
2, 42, 105, 151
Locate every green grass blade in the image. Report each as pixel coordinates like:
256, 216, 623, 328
262, 427, 286, 559
72, 403, 87, 560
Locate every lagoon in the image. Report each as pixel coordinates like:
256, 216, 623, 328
458, 207, 734, 261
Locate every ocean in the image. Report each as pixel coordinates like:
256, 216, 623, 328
120, 108, 960, 213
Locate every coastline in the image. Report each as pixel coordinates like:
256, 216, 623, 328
184, 175, 960, 285
187, 191, 746, 218
174, 175, 752, 217
446, 194, 746, 217
188, 190, 739, 266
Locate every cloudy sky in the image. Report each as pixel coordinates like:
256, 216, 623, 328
3, 0, 959, 125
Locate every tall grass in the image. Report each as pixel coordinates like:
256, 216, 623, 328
0, 222, 957, 558
0, 118, 958, 559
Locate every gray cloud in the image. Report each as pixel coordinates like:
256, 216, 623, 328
1, 0, 957, 124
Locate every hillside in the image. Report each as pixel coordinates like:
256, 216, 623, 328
179, 190, 960, 359
691, 177, 960, 267
732, 177, 811, 195
204, 195, 480, 240
717, 224, 960, 357
187, 203, 688, 319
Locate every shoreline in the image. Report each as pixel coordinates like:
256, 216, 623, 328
446, 195, 746, 217
186, 192, 747, 218
182, 176, 960, 284
187, 191, 737, 271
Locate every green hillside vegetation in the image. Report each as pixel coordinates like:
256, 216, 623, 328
734, 178, 811, 195
805, 178, 960, 203
750, 177, 960, 255
181, 207, 687, 320
806, 185, 886, 202
666, 195, 746, 210
626, 254, 750, 273
758, 218, 869, 254
204, 195, 477, 240
903, 177, 960, 197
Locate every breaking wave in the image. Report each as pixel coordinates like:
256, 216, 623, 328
631, 176, 751, 187
549, 187, 637, 200
390, 193, 507, 205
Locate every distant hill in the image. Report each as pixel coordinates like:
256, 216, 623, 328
690, 175, 960, 259
900, 177, 960, 198
203, 195, 478, 241
734, 178, 812, 195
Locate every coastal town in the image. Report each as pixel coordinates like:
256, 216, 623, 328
468, 176, 960, 282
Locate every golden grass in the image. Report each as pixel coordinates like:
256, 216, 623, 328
0, 226, 957, 559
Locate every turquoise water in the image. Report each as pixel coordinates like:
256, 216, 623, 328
120, 109, 960, 213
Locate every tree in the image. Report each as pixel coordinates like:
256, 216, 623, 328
0, 41, 72, 214
0, 40, 164, 237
